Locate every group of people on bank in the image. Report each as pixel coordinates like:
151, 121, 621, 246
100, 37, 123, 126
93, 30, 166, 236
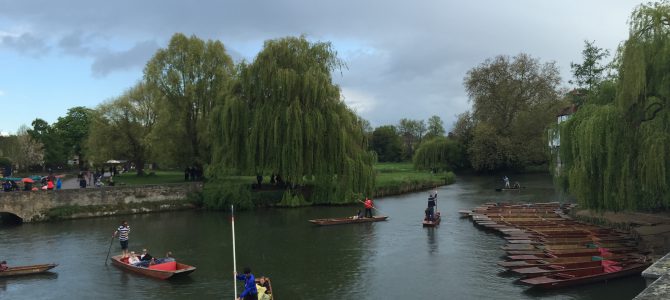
1, 175, 62, 192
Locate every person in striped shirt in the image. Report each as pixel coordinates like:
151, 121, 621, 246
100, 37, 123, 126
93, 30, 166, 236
113, 220, 130, 257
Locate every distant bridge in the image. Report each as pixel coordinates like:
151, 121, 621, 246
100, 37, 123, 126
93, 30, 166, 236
0, 183, 201, 222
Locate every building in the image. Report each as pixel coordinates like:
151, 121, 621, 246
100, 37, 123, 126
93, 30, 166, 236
548, 104, 578, 173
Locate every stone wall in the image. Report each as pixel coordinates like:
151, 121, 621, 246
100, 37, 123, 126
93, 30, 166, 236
0, 183, 203, 222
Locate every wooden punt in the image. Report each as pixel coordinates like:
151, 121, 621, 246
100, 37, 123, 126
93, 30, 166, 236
519, 261, 650, 289
0, 263, 57, 277
511, 261, 607, 276
508, 247, 638, 260
423, 212, 441, 227
498, 254, 638, 268
495, 187, 522, 191
308, 216, 388, 226
458, 210, 472, 217
110, 255, 196, 279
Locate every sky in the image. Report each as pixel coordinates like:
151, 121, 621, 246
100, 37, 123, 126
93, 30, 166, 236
0, 0, 643, 135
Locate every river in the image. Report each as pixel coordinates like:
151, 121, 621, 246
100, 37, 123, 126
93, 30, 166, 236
0, 174, 647, 299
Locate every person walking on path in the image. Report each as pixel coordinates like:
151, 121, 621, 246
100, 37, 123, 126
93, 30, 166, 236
113, 220, 130, 257
235, 267, 258, 300
364, 197, 374, 218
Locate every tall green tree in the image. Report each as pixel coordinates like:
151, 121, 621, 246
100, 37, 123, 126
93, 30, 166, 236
560, 2, 670, 211
397, 118, 426, 160
15, 125, 44, 170
570, 40, 611, 93
371, 125, 403, 162
144, 33, 235, 167
413, 137, 464, 172
87, 82, 158, 175
424, 115, 446, 140
211, 36, 375, 205
53, 106, 93, 169
28, 118, 67, 167
464, 53, 561, 171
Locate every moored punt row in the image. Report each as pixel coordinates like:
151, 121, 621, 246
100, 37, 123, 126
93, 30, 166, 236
465, 202, 651, 289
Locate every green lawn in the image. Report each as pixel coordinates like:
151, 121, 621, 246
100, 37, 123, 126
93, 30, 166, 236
374, 162, 450, 188
111, 162, 453, 188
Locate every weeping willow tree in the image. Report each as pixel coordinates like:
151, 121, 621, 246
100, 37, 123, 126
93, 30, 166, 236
210, 36, 375, 206
413, 137, 464, 172
560, 2, 670, 211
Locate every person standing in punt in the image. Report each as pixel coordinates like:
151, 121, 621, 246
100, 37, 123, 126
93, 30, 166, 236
364, 197, 374, 218
427, 193, 437, 221
235, 267, 258, 300
113, 220, 130, 257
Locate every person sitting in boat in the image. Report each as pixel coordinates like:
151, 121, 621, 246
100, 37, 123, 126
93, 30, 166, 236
139, 248, 153, 261
131, 249, 156, 267
364, 197, 374, 218
0, 261, 7, 271
256, 276, 272, 300
352, 210, 363, 220
128, 251, 140, 265
235, 267, 258, 300
154, 251, 175, 264
503, 176, 510, 188
513, 181, 520, 189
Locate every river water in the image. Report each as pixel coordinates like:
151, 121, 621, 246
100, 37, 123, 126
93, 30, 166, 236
0, 174, 647, 300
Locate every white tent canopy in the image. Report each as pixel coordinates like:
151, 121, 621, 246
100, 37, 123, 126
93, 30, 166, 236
105, 160, 127, 164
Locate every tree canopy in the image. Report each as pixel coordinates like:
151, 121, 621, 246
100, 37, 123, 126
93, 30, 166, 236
463, 53, 562, 172
144, 33, 235, 168
210, 36, 375, 205
413, 137, 464, 172
87, 82, 158, 174
53, 106, 93, 168
560, 1, 670, 211
424, 115, 446, 140
28, 118, 67, 167
371, 125, 403, 162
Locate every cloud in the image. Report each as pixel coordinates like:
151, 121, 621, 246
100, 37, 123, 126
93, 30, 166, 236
0, 32, 50, 57
90, 40, 159, 77
341, 87, 377, 114
0, 0, 641, 127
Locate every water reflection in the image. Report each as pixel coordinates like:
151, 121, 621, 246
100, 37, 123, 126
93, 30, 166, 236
426, 227, 438, 254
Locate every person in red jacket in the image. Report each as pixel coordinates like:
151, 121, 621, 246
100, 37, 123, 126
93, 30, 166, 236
46, 180, 54, 190
364, 197, 374, 218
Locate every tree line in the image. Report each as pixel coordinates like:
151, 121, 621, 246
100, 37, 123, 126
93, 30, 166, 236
5, 11, 645, 209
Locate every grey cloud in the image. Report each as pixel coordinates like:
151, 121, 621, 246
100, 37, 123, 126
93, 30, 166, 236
58, 32, 96, 56
91, 40, 159, 77
1, 33, 50, 57
0, 0, 641, 127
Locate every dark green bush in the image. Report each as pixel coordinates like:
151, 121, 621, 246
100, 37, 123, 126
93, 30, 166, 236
202, 181, 253, 210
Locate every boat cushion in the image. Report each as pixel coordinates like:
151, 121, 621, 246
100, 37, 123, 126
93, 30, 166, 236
149, 261, 177, 271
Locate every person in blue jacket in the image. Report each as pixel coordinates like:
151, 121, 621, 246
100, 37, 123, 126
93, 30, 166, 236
235, 267, 258, 300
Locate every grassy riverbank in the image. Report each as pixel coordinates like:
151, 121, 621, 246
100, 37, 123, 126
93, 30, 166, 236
112, 163, 454, 208
374, 162, 454, 197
